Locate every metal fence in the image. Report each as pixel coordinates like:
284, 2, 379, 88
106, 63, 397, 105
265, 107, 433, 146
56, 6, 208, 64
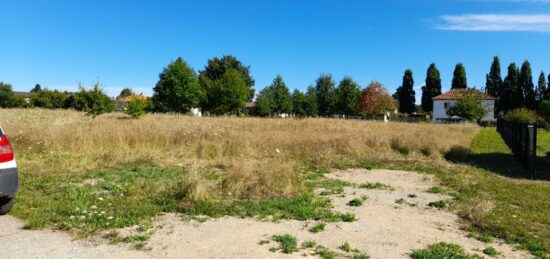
496, 119, 538, 178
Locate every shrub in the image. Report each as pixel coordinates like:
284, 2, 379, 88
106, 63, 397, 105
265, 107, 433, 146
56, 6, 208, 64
504, 108, 537, 124
31, 89, 67, 109
539, 100, 550, 122
73, 82, 115, 118
483, 246, 499, 257
308, 222, 326, 233
272, 234, 298, 254
348, 198, 363, 207
411, 242, 475, 259
125, 97, 149, 119
446, 90, 486, 122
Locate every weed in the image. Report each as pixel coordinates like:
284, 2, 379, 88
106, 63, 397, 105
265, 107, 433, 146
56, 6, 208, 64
483, 246, 499, 257
302, 240, 317, 249
408, 194, 417, 198
309, 222, 326, 233
359, 182, 394, 191
339, 241, 351, 252
478, 234, 493, 243
258, 240, 270, 245
272, 234, 298, 254
339, 213, 357, 222
426, 186, 442, 194
348, 198, 363, 207
314, 245, 338, 259
411, 242, 480, 259
395, 198, 406, 205
428, 200, 446, 209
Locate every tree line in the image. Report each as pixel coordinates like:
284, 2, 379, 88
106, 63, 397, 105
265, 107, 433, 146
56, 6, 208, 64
1, 55, 549, 120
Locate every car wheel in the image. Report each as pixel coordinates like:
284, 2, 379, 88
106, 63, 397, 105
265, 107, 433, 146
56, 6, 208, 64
0, 197, 15, 215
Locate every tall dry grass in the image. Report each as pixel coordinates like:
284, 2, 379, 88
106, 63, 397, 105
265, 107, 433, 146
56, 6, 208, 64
0, 109, 478, 201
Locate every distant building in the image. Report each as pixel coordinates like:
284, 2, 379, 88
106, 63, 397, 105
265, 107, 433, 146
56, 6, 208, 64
245, 101, 256, 116
432, 89, 495, 122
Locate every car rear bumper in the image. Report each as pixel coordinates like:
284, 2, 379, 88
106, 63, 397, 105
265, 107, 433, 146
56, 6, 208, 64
0, 168, 18, 198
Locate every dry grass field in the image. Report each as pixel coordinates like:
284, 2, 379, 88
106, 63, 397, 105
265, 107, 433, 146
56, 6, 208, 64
1, 109, 548, 257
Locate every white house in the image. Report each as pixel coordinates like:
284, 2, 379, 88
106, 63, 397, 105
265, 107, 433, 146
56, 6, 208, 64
432, 89, 495, 122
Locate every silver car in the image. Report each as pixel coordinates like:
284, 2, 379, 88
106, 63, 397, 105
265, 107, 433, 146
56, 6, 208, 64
0, 126, 18, 215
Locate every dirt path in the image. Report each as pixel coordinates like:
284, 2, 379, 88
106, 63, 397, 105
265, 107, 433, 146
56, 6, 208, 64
0, 169, 531, 258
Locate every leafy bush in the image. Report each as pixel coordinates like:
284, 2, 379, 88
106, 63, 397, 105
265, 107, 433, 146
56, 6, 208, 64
125, 97, 149, 119
504, 108, 537, 124
31, 89, 67, 109
0, 82, 29, 108
539, 100, 550, 122
446, 90, 486, 121
73, 82, 115, 118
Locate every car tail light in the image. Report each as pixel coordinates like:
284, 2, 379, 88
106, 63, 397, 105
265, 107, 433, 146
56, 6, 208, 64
0, 135, 14, 163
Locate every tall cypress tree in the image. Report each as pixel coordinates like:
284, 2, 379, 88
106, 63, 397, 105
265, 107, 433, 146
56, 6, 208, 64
485, 56, 502, 96
421, 63, 442, 113
536, 71, 547, 104
451, 63, 467, 89
519, 60, 536, 109
397, 69, 416, 114
502, 63, 520, 112
547, 73, 550, 100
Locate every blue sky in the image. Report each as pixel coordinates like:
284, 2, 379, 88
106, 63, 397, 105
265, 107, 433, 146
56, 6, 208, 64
1, 0, 550, 100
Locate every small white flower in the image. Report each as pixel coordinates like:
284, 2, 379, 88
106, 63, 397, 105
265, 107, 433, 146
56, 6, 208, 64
98, 197, 104, 201
82, 210, 88, 214
90, 205, 97, 210
75, 208, 80, 211
69, 215, 75, 220
80, 215, 86, 220
120, 193, 124, 196
107, 216, 114, 220
100, 211, 105, 214
275, 149, 280, 154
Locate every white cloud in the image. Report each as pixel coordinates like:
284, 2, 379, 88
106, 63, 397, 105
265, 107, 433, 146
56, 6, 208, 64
436, 14, 550, 32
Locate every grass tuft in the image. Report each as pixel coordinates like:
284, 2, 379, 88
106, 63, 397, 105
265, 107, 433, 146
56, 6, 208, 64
272, 234, 298, 254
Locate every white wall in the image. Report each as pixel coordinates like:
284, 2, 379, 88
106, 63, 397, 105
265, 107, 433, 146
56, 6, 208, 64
432, 100, 495, 122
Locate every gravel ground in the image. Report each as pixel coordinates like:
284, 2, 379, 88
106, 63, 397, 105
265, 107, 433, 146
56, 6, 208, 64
0, 169, 531, 259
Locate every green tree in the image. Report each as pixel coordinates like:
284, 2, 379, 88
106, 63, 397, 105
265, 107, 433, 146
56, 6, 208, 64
255, 75, 293, 116
485, 57, 503, 113
315, 74, 336, 116
200, 69, 249, 115
125, 96, 149, 119
451, 63, 467, 89
536, 71, 547, 104
334, 76, 360, 116
291, 90, 307, 117
305, 86, 318, 116
73, 82, 115, 118
501, 63, 520, 113
421, 63, 442, 113
118, 88, 134, 99
30, 83, 42, 93
0, 82, 27, 108
31, 89, 67, 109
446, 89, 486, 121
198, 55, 255, 102
396, 69, 416, 114
152, 57, 203, 113
519, 60, 536, 109
547, 74, 550, 100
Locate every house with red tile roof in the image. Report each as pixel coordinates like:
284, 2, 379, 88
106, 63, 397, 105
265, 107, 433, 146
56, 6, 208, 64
432, 88, 496, 122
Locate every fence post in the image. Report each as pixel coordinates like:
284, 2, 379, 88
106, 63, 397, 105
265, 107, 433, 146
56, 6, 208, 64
526, 125, 536, 179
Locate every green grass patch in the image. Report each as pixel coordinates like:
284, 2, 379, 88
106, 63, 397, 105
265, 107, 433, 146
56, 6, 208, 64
483, 246, 499, 257
427, 200, 446, 209
426, 186, 442, 194
358, 182, 394, 191
272, 234, 298, 254
411, 242, 480, 259
308, 222, 326, 233
348, 198, 363, 207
